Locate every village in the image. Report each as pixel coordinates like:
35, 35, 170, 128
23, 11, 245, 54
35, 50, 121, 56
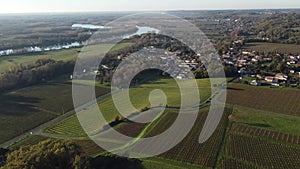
222, 40, 300, 87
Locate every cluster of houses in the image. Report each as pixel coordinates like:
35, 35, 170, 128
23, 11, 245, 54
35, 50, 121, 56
161, 50, 199, 80
249, 73, 289, 86
0, 41, 82, 57
223, 41, 300, 87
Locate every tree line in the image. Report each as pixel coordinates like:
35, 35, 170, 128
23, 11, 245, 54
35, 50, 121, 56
0, 58, 75, 93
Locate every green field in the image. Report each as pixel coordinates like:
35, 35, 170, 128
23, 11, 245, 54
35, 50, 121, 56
243, 42, 300, 54
43, 78, 212, 137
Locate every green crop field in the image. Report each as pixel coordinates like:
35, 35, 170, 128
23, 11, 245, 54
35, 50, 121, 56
43, 78, 212, 137
227, 84, 300, 116
243, 42, 300, 54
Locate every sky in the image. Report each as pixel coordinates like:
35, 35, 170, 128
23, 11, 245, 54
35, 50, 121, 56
0, 0, 300, 13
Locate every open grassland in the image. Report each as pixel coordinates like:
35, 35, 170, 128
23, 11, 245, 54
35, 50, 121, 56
0, 77, 110, 144
243, 42, 300, 54
43, 78, 212, 137
227, 84, 300, 116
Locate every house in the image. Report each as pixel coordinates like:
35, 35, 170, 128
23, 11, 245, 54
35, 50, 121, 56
275, 73, 288, 81
256, 74, 263, 79
271, 83, 280, 87
250, 80, 261, 86
242, 51, 251, 55
265, 76, 275, 82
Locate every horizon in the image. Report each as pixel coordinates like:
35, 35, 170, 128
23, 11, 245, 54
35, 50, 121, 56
1, 0, 300, 14
0, 8, 299, 15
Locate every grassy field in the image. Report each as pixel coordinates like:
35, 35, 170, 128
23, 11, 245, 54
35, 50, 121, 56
243, 42, 300, 54
227, 83, 300, 116
43, 78, 212, 137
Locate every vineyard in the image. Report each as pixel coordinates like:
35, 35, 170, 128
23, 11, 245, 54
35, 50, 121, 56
44, 78, 212, 137
220, 158, 258, 169
231, 123, 300, 145
243, 42, 300, 54
141, 107, 232, 168
227, 84, 300, 116
223, 133, 300, 169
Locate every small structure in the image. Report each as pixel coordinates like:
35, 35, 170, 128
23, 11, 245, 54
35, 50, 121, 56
250, 80, 261, 86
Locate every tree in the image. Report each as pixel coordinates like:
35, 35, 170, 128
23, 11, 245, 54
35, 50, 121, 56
3, 139, 89, 169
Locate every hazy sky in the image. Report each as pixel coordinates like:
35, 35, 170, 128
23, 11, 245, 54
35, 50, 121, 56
1, 0, 300, 13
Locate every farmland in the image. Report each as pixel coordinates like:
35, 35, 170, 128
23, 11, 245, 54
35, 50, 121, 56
217, 106, 300, 168
43, 78, 212, 137
141, 107, 232, 168
227, 84, 300, 116
0, 76, 110, 144
219, 133, 300, 169
41, 79, 300, 169
243, 42, 300, 54
230, 106, 300, 137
